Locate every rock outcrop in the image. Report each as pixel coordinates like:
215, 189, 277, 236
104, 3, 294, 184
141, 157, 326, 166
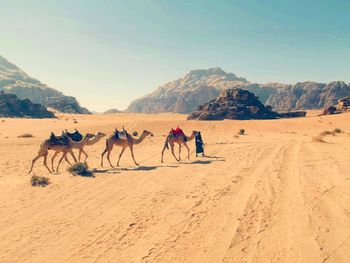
0, 55, 90, 114
337, 97, 350, 112
127, 68, 350, 114
187, 89, 279, 120
322, 96, 350, 115
0, 92, 55, 118
103, 108, 121, 114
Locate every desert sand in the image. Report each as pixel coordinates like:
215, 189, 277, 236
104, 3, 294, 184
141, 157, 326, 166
0, 111, 350, 263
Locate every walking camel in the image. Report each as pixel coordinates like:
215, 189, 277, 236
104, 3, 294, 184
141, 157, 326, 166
161, 130, 197, 163
101, 130, 154, 167
51, 131, 106, 169
29, 133, 94, 173
77, 132, 106, 161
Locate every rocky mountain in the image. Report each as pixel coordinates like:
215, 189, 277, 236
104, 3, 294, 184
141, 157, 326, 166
103, 108, 121, 114
127, 68, 350, 113
127, 68, 247, 113
0, 92, 55, 118
0, 55, 90, 114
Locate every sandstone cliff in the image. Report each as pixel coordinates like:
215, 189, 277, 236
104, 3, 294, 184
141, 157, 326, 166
0, 55, 90, 114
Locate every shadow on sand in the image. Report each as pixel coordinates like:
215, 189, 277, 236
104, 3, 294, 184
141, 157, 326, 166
93, 165, 180, 173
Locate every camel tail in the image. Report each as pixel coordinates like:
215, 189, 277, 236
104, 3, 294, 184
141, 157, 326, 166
164, 139, 169, 150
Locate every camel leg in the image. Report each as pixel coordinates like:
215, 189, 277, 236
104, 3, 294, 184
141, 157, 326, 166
64, 155, 73, 166
161, 141, 167, 163
82, 149, 88, 162
51, 151, 59, 172
129, 145, 139, 166
29, 153, 43, 174
106, 149, 114, 167
102, 140, 114, 167
117, 147, 126, 166
170, 143, 179, 162
56, 152, 66, 173
183, 142, 190, 159
101, 148, 107, 167
178, 144, 182, 161
69, 150, 78, 163
43, 152, 52, 173
78, 149, 82, 162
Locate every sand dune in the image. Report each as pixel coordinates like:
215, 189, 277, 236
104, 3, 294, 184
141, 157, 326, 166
0, 112, 350, 262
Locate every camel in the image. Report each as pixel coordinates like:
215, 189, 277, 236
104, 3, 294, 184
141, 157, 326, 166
161, 130, 197, 163
29, 133, 95, 174
76, 132, 106, 161
101, 130, 154, 167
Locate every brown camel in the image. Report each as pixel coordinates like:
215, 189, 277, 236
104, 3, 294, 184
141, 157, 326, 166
77, 132, 106, 161
101, 130, 153, 167
161, 130, 197, 163
29, 133, 94, 174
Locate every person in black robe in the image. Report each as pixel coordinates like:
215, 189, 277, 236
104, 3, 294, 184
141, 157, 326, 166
195, 131, 205, 157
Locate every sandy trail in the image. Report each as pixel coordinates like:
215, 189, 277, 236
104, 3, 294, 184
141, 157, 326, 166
0, 112, 350, 262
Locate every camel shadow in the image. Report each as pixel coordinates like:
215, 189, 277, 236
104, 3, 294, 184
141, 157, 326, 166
120, 166, 158, 171
96, 165, 180, 173
92, 168, 121, 174
181, 158, 225, 165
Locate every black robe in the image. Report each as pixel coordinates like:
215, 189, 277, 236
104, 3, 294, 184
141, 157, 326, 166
195, 133, 204, 154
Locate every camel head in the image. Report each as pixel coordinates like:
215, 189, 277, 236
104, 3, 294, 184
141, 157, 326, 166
96, 132, 106, 137
85, 133, 95, 139
143, 130, 154, 137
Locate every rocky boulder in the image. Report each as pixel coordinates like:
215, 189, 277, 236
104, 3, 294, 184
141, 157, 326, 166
0, 92, 55, 118
187, 89, 279, 120
337, 97, 350, 111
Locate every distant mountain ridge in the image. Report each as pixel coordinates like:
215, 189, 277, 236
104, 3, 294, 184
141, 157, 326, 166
127, 68, 350, 113
0, 55, 90, 114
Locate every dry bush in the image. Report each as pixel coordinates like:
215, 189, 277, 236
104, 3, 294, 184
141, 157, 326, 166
238, 129, 245, 135
333, 128, 342, 134
320, 130, 335, 137
68, 162, 94, 177
132, 131, 138, 136
31, 175, 50, 187
73, 119, 78, 124
312, 135, 326, 143
18, 133, 34, 138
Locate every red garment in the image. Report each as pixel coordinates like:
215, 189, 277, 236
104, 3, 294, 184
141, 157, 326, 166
170, 127, 185, 136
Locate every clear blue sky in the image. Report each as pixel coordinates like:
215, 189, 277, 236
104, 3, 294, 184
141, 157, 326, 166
1, 0, 349, 111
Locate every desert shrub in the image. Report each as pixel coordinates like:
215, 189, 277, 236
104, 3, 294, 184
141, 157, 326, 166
312, 135, 326, 143
31, 175, 50, 187
132, 131, 138, 136
333, 128, 342, 134
320, 130, 335, 137
73, 119, 78, 123
18, 133, 34, 138
238, 129, 245, 135
68, 162, 93, 177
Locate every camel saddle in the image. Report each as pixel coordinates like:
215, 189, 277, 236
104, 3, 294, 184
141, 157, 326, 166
114, 129, 128, 140
169, 127, 187, 141
65, 129, 83, 142
48, 132, 69, 146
